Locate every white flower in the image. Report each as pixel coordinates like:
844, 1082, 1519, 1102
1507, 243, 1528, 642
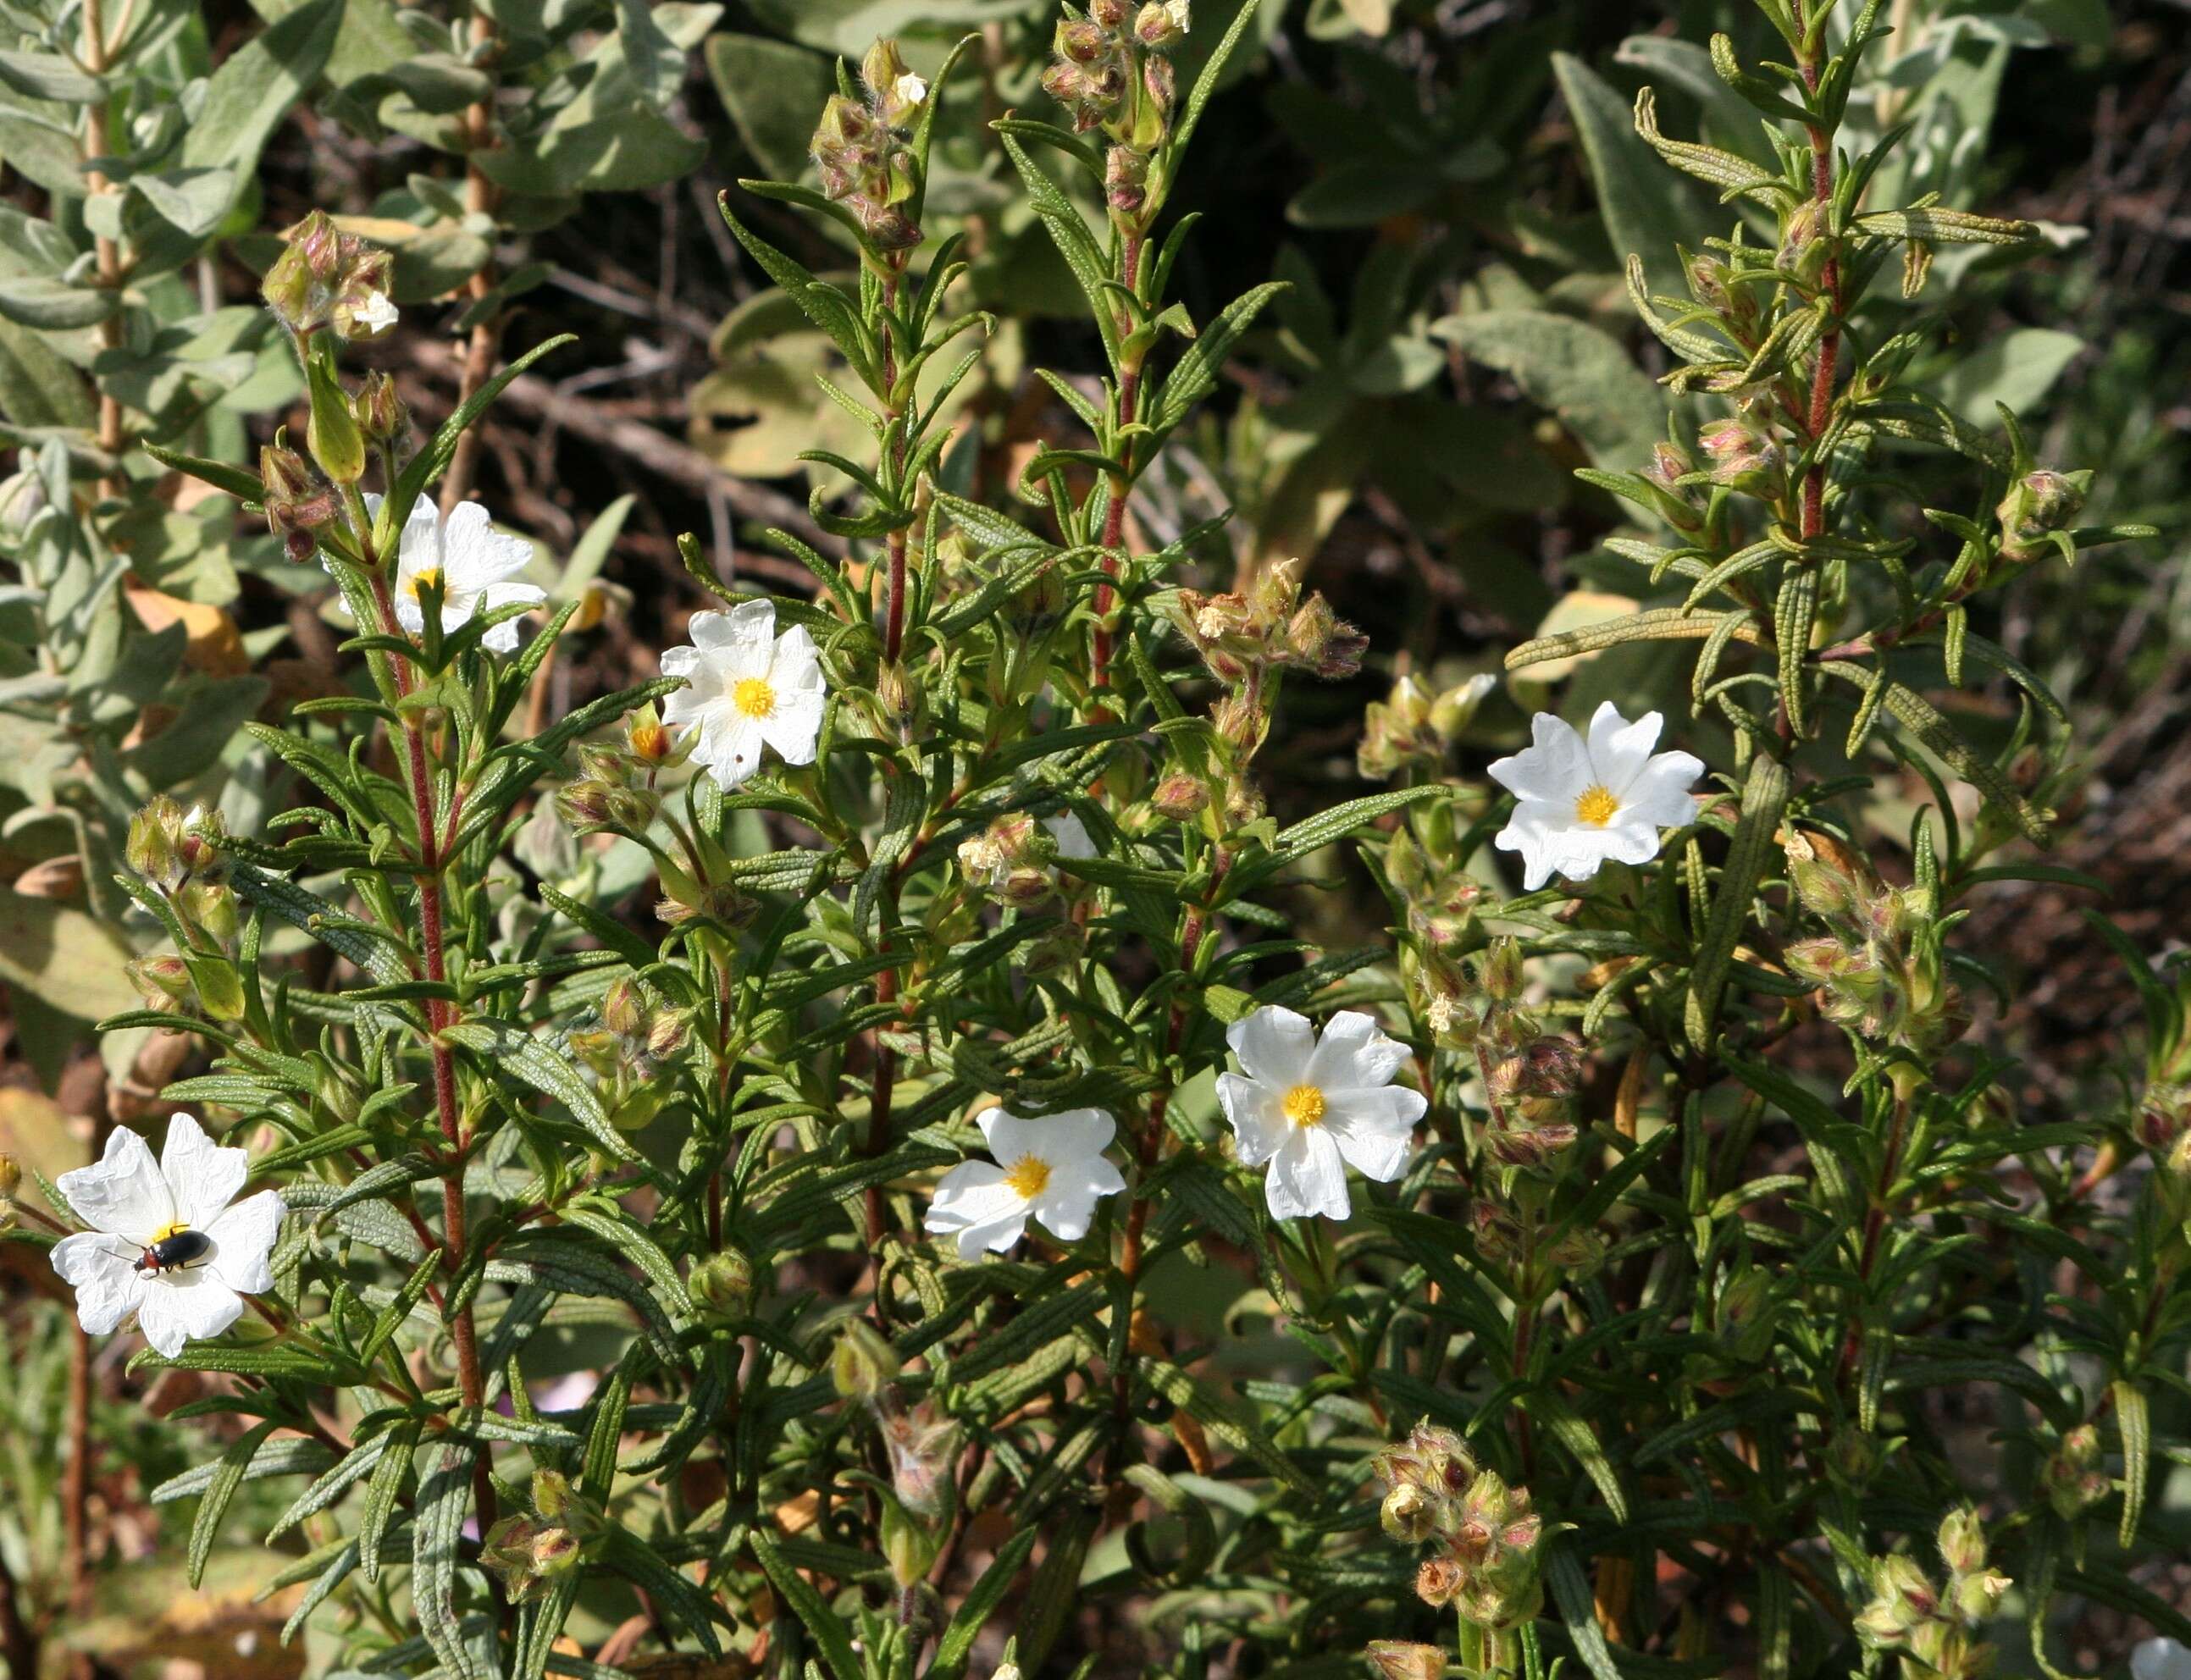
659, 600, 827, 790
1217, 1007, 1425, 1221
1165, 0, 1192, 30
2135, 1641, 2191, 1680
894, 71, 928, 106
1043, 811, 1094, 859
924, 1107, 1126, 1260
357, 494, 546, 654
1487, 702, 1703, 892
48, 1114, 286, 1359
356, 290, 399, 334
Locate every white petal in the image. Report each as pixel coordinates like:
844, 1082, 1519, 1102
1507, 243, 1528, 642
56, 1125, 174, 1240
923, 1161, 1029, 1260
1215, 1073, 1286, 1167
204, 1190, 286, 1294
52, 1233, 148, 1335
698, 718, 767, 788
1325, 1085, 1425, 1183
1488, 712, 1591, 804
978, 1108, 1051, 1167
1028, 1157, 1123, 1242
1226, 1005, 1315, 1086
1623, 753, 1706, 828
138, 1270, 243, 1357
1043, 813, 1095, 859
1494, 806, 1559, 892
1585, 702, 1663, 793
760, 688, 825, 766
160, 1113, 249, 1231
394, 590, 429, 638
1304, 1010, 1410, 1091
769, 622, 822, 684
2133, 1640, 2191, 1680
689, 600, 777, 658
1595, 816, 1665, 869
1264, 1128, 1350, 1221
439, 503, 534, 588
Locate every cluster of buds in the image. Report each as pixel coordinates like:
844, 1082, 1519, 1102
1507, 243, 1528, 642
261, 210, 398, 343
556, 708, 712, 907
567, 976, 689, 1133
1043, 2, 1190, 224
1697, 416, 1783, 497
2041, 1423, 2110, 1522
831, 1320, 962, 1586
258, 441, 340, 563
1783, 831, 1967, 1081
1469, 1200, 1604, 1279
1373, 1423, 1544, 1632
1358, 672, 1496, 782
124, 797, 244, 1017
480, 1470, 598, 1606
811, 40, 929, 254
1387, 822, 1488, 958
1994, 467, 2089, 567
956, 813, 1080, 912
1854, 1508, 2011, 1679
1170, 558, 1368, 688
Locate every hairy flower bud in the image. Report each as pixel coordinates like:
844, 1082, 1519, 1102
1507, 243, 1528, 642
1995, 468, 2088, 562
1698, 417, 1781, 493
1150, 771, 1209, 821
688, 1250, 755, 1323
832, 1318, 900, 1401
1380, 1481, 1440, 1544
127, 953, 193, 1013
1480, 937, 1524, 1003
352, 371, 405, 443
1364, 1644, 1442, 1680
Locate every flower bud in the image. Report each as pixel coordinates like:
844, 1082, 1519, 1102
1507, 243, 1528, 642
1090, 0, 1128, 26
2044, 1424, 2110, 1520
1380, 1481, 1440, 1544
1414, 1553, 1464, 1608
1698, 417, 1781, 494
177, 880, 237, 944
127, 953, 193, 1013
0, 1153, 21, 1202
1430, 672, 1497, 741
127, 794, 185, 886
831, 1318, 900, 1401
1712, 1264, 1777, 1363
601, 975, 648, 1040
689, 1250, 755, 1322
1774, 199, 1830, 287
1135, 1, 1183, 45
352, 371, 404, 443
1480, 937, 1524, 1003
1469, 1200, 1522, 1263
1936, 1506, 1988, 1578
1995, 468, 2087, 562
1364, 1644, 1442, 1680
1784, 831, 1861, 921
1150, 772, 1209, 821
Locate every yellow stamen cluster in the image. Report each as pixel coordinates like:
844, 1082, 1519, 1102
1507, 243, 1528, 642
1004, 1156, 1052, 1198
1574, 786, 1618, 827
1283, 1084, 1327, 1128
733, 677, 777, 720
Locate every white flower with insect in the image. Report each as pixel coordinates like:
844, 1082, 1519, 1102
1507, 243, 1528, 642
1218, 1007, 1425, 1221
1488, 703, 1703, 892
362, 495, 547, 653
356, 290, 399, 335
48, 1114, 286, 1359
660, 600, 827, 790
925, 1107, 1126, 1259
895, 71, 928, 106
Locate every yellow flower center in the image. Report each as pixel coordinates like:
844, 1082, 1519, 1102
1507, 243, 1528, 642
401, 566, 444, 603
152, 1220, 188, 1242
1282, 1084, 1327, 1128
732, 677, 777, 720
1574, 785, 1619, 827
1004, 1155, 1051, 1198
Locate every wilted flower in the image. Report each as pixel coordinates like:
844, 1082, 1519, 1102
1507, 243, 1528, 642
924, 1107, 1126, 1259
1217, 1007, 1425, 1220
1364, 1643, 1441, 1680
49, 1114, 286, 1359
660, 600, 827, 790
1488, 705, 1703, 892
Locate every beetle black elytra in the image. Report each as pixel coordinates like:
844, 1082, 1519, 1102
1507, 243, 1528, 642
134, 1228, 213, 1276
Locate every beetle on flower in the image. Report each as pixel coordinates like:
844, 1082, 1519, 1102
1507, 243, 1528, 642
47, 1114, 286, 1359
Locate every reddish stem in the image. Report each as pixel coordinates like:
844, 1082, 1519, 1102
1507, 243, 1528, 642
1089, 232, 1146, 701
1795, 3, 1844, 545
